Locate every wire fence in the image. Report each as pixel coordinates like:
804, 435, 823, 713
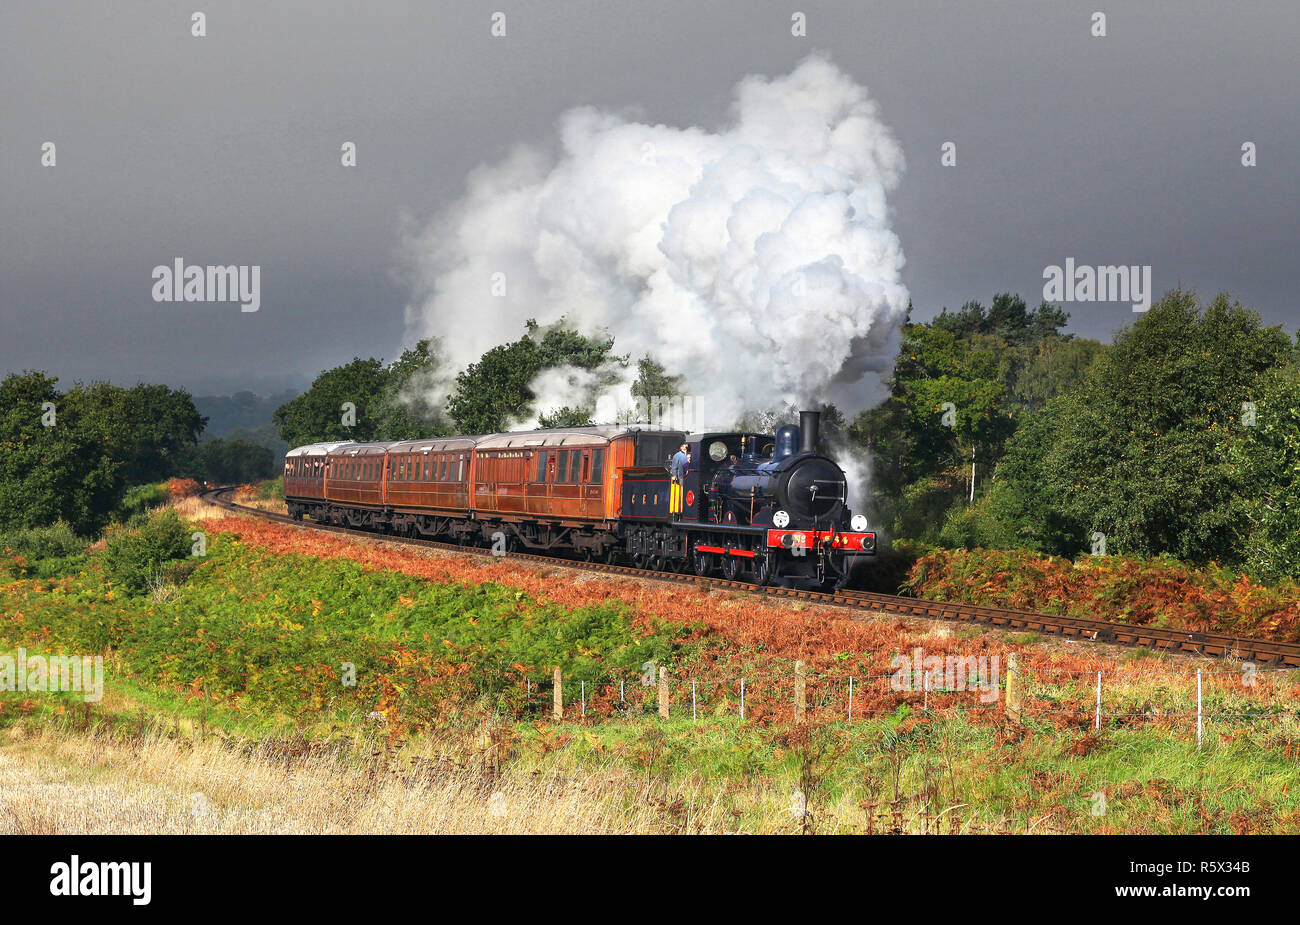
519, 660, 1300, 746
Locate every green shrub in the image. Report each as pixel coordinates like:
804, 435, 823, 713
936, 495, 1020, 551
32, 554, 89, 580
118, 483, 168, 520
0, 520, 84, 561
258, 477, 284, 500
102, 509, 193, 593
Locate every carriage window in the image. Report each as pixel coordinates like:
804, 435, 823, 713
591, 449, 603, 483
568, 450, 581, 483
581, 452, 590, 483
557, 450, 570, 483
458, 456, 465, 481
535, 451, 546, 483
437, 458, 446, 481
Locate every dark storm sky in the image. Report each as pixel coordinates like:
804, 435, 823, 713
2, 0, 1296, 395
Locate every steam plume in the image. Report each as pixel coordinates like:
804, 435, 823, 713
402, 53, 910, 430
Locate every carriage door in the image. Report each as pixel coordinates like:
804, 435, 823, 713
545, 451, 557, 515
580, 450, 593, 517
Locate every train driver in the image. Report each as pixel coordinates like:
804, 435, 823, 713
671, 443, 689, 481
670, 442, 689, 518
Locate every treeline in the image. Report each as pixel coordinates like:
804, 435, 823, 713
0, 372, 276, 534
854, 288, 1300, 581
271, 320, 671, 447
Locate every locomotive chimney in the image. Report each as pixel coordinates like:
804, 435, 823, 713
799, 410, 820, 455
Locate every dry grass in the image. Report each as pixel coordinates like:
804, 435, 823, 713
0, 721, 989, 835
0, 723, 728, 834
232, 496, 288, 514
165, 496, 228, 522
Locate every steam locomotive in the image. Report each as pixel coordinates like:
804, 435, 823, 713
283, 409, 874, 588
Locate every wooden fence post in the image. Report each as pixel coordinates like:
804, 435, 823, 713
552, 667, 562, 721
1006, 653, 1020, 720
794, 660, 806, 724
658, 667, 669, 719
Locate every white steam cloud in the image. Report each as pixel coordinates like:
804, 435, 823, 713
402, 53, 910, 431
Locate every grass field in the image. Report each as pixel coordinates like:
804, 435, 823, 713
3, 504, 1299, 834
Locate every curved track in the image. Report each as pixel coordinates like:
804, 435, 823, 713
202, 488, 1300, 667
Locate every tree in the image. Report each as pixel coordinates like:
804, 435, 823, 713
0, 372, 204, 534
272, 357, 388, 447
996, 289, 1290, 564
978, 400, 1084, 554
181, 438, 275, 484
851, 320, 1016, 537
1013, 337, 1106, 412
446, 319, 624, 434
630, 356, 683, 405
74, 382, 206, 485
1228, 366, 1300, 580
931, 293, 1069, 346
373, 339, 452, 440
445, 339, 546, 435
537, 407, 594, 428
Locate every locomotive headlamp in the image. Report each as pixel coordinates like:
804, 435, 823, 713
772, 510, 790, 528
850, 514, 868, 533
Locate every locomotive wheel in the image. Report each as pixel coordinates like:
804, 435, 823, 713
720, 554, 742, 581
603, 546, 620, 565
631, 552, 648, 570
751, 552, 773, 586
692, 548, 713, 577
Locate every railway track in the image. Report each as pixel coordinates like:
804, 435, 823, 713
202, 488, 1300, 668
